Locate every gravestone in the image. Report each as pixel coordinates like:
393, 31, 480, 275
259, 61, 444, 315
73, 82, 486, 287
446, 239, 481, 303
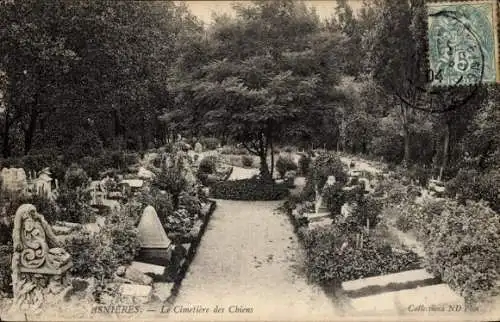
0, 168, 28, 195
137, 206, 173, 262
314, 175, 336, 213
10, 204, 73, 314
194, 142, 203, 153
138, 167, 155, 180
34, 168, 53, 197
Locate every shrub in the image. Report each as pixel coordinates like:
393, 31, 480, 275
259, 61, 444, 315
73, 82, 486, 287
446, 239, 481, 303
136, 188, 174, 226
210, 179, 289, 201
446, 169, 500, 213
276, 154, 297, 178
78, 156, 105, 180
0, 243, 12, 296
407, 164, 431, 187
241, 155, 254, 168
310, 153, 348, 188
101, 150, 139, 171
178, 192, 202, 216
298, 154, 311, 176
200, 137, 220, 150
198, 156, 217, 175
64, 210, 141, 281
419, 200, 500, 305
64, 164, 89, 190
153, 166, 187, 207
26, 193, 60, 224
303, 227, 420, 287
56, 186, 94, 224
164, 208, 196, 235
322, 184, 346, 217
349, 194, 382, 231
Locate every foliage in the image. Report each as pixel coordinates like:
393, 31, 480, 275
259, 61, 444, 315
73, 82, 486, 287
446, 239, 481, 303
55, 186, 94, 224
298, 154, 312, 176
63, 164, 89, 190
276, 154, 298, 178
303, 227, 420, 286
445, 168, 500, 213
26, 193, 60, 224
78, 156, 105, 180
178, 191, 202, 216
0, 243, 12, 296
100, 151, 139, 172
348, 193, 382, 231
168, 1, 344, 180
241, 155, 254, 168
198, 156, 217, 175
310, 152, 348, 188
407, 164, 431, 187
153, 166, 187, 207
322, 184, 346, 216
210, 179, 289, 201
199, 137, 220, 150
64, 209, 141, 281
136, 188, 174, 226
0, 1, 201, 157
164, 208, 196, 235
419, 199, 500, 305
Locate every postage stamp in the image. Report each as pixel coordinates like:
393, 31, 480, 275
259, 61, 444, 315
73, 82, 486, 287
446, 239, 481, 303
427, 0, 499, 87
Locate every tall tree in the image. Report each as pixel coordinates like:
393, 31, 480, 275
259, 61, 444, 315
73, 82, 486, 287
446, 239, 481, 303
168, 1, 344, 180
363, 0, 428, 166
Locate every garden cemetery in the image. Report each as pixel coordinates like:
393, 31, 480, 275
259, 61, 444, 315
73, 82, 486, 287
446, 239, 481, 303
0, 0, 499, 320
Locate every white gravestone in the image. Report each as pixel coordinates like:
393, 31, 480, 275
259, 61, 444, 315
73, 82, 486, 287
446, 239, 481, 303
137, 206, 171, 249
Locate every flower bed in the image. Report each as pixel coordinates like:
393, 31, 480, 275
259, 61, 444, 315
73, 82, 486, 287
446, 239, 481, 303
210, 178, 290, 200
302, 226, 421, 288
416, 199, 500, 306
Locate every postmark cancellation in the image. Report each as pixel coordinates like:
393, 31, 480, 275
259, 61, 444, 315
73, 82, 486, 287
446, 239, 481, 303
427, 0, 499, 87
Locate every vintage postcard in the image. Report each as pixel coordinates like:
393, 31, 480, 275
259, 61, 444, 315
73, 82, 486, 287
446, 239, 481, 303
0, 0, 499, 321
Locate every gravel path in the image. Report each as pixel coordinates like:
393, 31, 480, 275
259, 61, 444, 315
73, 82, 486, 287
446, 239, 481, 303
169, 199, 338, 321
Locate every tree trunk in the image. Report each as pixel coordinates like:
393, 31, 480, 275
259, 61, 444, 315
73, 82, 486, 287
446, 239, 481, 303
24, 111, 38, 155
258, 133, 272, 182
401, 105, 410, 167
259, 152, 271, 182
403, 124, 410, 167
268, 126, 274, 179
2, 117, 11, 158
438, 123, 450, 181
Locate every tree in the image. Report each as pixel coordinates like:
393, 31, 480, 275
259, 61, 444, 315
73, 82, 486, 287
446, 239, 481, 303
168, 1, 344, 181
363, 0, 428, 167
0, 1, 199, 157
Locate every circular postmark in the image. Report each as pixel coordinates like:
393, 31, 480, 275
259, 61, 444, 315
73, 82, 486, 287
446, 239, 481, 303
407, 3, 496, 114
428, 8, 486, 87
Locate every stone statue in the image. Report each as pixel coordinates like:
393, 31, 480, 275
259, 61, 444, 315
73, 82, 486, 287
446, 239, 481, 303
11, 204, 72, 313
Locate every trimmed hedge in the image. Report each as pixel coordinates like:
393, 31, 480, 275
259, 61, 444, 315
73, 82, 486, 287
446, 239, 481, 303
210, 179, 289, 200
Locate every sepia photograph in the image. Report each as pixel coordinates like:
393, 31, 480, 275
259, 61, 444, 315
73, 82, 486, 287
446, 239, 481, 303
0, 0, 499, 321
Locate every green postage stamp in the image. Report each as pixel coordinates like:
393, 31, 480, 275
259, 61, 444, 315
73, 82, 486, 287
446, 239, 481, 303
427, 0, 499, 87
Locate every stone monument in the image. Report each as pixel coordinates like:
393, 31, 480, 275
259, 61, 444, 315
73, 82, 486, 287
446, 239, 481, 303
10, 204, 72, 314
137, 206, 173, 262
0, 167, 28, 195
314, 175, 336, 214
